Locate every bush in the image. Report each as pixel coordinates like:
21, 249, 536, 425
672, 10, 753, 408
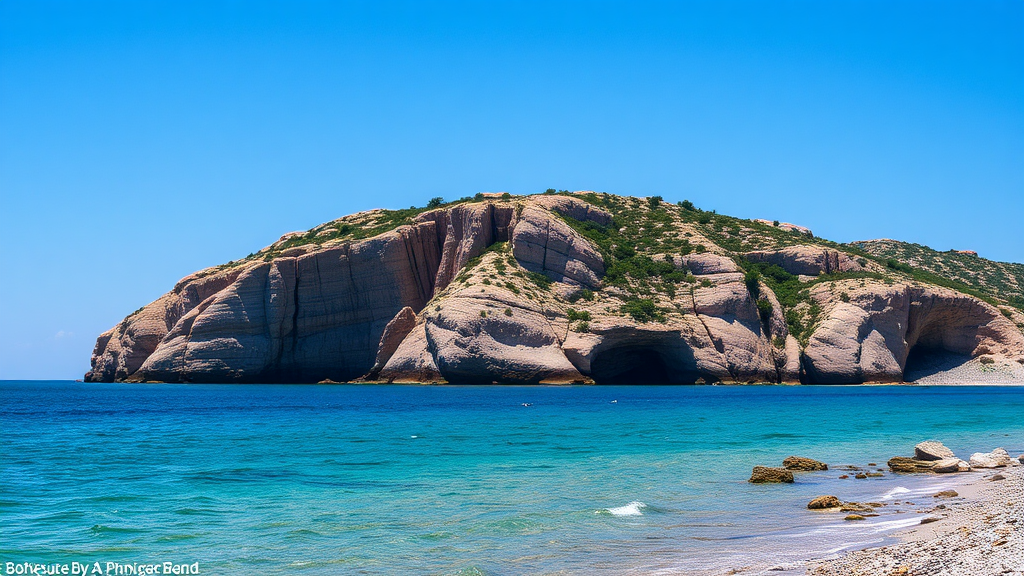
567, 309, 592, 322
501, 192, 511, 200
679, 200, 695, 211
679, 239, 693, 256
427, 197, 444, 209
697, 213, 713, 224
756, 298, 773, 324
648, 196, 663, 209
504, 308, 513, 316
527, 271, 552, 290
744, 269, 761, 299
613, 244, 636, 260
840, 292, 850, 303
573, 321, 590, 333
479, 310, 487, 318
474, 192, 485, 201
567, 289, 596, 303
622, 298, 662, 322
886, 259, 913, 274
693, 244, 707, 254
979, 356, 995, 365
785, 309, 804, 338
772, 220, 780, 227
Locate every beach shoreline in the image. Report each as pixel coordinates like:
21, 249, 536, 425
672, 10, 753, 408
806, 465, 1023, 576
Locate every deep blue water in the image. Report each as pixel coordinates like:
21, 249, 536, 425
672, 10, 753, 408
2, 382, 1023, 575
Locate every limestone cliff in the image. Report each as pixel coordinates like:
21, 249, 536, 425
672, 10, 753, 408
87, 192, 1024, 384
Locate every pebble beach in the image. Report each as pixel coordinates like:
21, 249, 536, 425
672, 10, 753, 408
809, 465, 1023, 576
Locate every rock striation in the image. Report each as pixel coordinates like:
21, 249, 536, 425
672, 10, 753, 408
87, 193, 1024, 384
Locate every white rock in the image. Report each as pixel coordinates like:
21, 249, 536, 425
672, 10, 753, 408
969, 448, 1014, 468
915, 441, 955, 461
932, 458, 970, 473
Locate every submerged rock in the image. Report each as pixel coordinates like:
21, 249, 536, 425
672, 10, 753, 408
915, 441, 955, 461
784, 456, 828, 471
749, 466, 794, 484
933, 490, 958, 498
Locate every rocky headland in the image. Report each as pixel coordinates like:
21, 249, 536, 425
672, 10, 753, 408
86, 192, 1024, 384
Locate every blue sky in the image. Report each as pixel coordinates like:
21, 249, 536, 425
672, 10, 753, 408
1, 0, 1022, 379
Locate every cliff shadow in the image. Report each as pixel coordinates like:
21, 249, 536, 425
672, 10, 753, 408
589, 344, 703, 385
903, 347, 973, 382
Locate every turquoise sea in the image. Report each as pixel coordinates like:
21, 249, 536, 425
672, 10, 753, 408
3, 382, 1023, 575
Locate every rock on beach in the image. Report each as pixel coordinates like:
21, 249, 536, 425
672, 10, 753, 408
809, 464, 1024, 576
914, 441, 955, 461
932, 458, 970, 473
887, 456, 935, 473
969, 448, 1015, 468
807, 495, 841, 510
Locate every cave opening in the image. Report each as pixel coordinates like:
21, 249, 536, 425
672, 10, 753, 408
590, 347, 673, 385
903, 345, 973, 382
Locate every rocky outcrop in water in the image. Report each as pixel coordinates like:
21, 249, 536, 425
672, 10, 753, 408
783, 456, 828, 471
749, 466, 795, 483
87, 193, 1024, 384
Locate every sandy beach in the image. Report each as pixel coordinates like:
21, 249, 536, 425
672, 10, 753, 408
808, 465, 1023, 576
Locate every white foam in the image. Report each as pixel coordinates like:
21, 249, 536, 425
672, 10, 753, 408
880, 486, 911, 500
606, 501, 646, 516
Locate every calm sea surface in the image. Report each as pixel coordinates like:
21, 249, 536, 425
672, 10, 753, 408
3, 382, 1023, 575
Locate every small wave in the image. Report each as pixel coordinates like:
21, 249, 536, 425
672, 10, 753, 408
605, 501, 647, 516
880, 486, 911, 500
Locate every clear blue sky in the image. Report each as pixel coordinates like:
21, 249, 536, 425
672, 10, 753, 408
1, 0, 1022, 380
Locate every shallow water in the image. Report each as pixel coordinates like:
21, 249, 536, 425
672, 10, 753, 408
2, 382, 1023, 575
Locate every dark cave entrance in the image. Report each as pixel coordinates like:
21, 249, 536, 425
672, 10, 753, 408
590, 347, 673, 385
903, 345, 973, 382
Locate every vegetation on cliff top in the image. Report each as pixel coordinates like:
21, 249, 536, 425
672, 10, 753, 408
201, 190, 1022, 326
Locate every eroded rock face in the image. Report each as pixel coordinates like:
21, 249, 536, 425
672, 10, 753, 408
365, 306, 417, 380
512, 204, 605, 289
87, 198, 607, 384
745, 245, 863, 276
424, 288, 584, 384
87, 194, 1024, 385
802, 282, 1024, 384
